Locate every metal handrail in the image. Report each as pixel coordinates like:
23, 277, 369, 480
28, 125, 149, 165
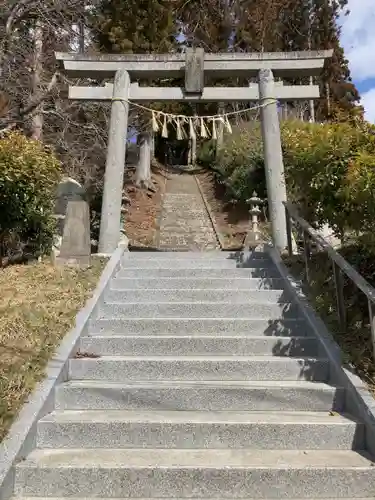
284, 201, 375, 361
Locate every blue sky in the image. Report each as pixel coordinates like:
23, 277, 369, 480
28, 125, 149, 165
340, 0, 375, 122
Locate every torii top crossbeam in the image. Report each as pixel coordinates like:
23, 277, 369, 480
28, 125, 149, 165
55, 49, 333, 79
56, 49, 333, 103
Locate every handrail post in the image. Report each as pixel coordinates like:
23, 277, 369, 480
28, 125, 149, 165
368, 299, 375, 361
333, 261, 346, 331
303, 230, 311, 284
284, 204, 293, 257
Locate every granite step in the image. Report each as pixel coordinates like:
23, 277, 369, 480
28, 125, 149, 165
88, 318, 310, 337
98, 302, 302, 320
68, 355, 329, 382
104, 288, 289, 304
37, 410, 363, 450
110, 277, 285, 290
14, 448, 375, 498
55, 380, 344, 412
122, 255, 274, 267
120, 258, 275, 269
78, 335, 319, 357
11, 497, 375, 500
126, 251, 269, 259
116, 268, 281, 279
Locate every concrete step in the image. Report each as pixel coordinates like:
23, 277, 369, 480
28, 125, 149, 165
55, 380, 344, 412
123, 255, 274, 267
68, 355, 329, 382
98, 302, 301, 320
110, 277, 285, 290
11, 497, 375, 500
116, 268, 281, 279
121, 258, 275, 270
157, 245, 220, 251
88, 318, 310, 337
14, 448, 375, 498
79, 335, 319, 357
105, 288, 288, 304
37, 410, 363, 450
126, 251, 269, 259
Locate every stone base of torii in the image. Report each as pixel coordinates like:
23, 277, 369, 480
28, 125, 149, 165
55, 49, 332, 255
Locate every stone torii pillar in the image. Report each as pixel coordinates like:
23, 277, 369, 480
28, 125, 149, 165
258, 69, 288, 251
99, 69, 130, 254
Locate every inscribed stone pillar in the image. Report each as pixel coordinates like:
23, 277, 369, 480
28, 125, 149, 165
98, 69, 130, 254
258, 68, 288, 251
55, 177, 86, 234
55, 200, 91, 267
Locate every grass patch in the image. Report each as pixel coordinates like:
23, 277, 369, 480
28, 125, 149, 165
284, 244, 375, 395
0, 257, 106, 442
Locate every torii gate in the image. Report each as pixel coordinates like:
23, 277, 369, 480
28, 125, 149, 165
55, 49, 332, 254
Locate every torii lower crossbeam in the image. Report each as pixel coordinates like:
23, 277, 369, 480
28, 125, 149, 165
69, 84, 320, 102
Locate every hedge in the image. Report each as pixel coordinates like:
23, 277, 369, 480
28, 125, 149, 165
200, 119, 375, 245
0, 132, 61, 260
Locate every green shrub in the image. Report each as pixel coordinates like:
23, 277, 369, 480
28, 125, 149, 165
218, 149, 266, 204
282, 119, 375, 238
210, 119, 375, 245
281, 120, 354, 233
0, 132, 61, 259
197, 140, 216, 169
199, 123, 267, 204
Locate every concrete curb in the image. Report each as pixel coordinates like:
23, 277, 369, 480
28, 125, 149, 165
0, 245, 126, 500
194, 174, 226, 250
266, 243, 375, 456
152, 168, 169, 250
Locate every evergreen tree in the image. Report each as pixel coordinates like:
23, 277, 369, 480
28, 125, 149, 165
233, 0, 362, 121
178, 0, 233, 52
92, 0, 177, 53
310, 0, 363, 121
232, 0, 289, 52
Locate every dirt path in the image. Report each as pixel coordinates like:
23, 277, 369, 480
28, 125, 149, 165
196, 171, 250, 249
124, 166, 167, 248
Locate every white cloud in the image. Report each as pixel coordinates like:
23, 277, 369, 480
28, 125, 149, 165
361, 88, 375, 123
340, 0, 375, 81
340, 0, 375, 122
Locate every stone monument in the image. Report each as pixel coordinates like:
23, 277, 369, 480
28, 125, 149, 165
54, 200, 91, 267
55, 177, 86, 234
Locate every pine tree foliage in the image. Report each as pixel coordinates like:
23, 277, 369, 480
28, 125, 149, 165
232, 0, 290, 53
178, 0, 234, 52
92, 0, 177, 53
310, 0, 362, 121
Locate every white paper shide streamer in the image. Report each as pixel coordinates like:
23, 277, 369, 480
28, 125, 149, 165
150, 110, 234, 141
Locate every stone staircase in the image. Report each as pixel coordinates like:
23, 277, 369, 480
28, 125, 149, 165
157, 173, 219, 251
12, 250, 375, 499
